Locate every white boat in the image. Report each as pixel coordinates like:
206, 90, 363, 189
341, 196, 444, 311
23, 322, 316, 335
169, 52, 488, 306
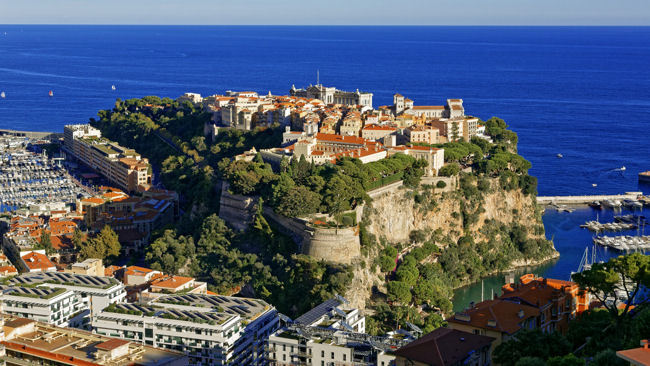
111, 85, 116, 90
592, 183, 597, 187
557, 153, 563, 158
0, 92, 4, 98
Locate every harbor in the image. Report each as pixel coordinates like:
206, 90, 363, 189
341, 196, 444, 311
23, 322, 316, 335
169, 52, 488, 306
0, 136, 88, 212
536, 192, 645, 206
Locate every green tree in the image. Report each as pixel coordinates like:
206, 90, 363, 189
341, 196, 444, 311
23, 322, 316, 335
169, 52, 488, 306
72, 228, 85, 248
37, 231, 55, 255
438, 163, 460, 177
387, 281, 412, 304
77, 226, 121, 262
450, 121, 460, 141
515, 357, 547, 366
546, 354, 584, 366
493, 330, 572, 366
572, 253, 650, 322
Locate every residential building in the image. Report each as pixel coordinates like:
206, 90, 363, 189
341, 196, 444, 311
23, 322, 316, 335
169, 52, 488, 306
9, 271, 126, 318
339, 110, 363, 136
361, 124, 397, 141
447, 299, 540, 355
404, 125, 440, 145
290, 84, 373, 108
1, 316, 188, 365
63, 124, 152, 192
139, 275, 208, 302
293, 298, 365, 333
617, 339, 650, 366
69, 258, 105, 277
20, 251, 56, 273
393, 328, 494, 366
1, 286, 88, 328
268, 297, 404, 366
500, 274, 590, 333
123, 265, 162, 286
92, 293, 279, 365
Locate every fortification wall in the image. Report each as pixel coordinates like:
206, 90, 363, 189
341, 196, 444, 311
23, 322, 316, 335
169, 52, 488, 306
218, 184, 360, 264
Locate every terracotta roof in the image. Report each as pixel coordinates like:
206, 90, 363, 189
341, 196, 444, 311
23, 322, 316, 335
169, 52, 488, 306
151, 275, 194, 289
125, 265, 156, 276
362, 124, 396, 131
95, 338, 129, 351
81, 197, 105, 205
394, 328, 494, 366
617, 341, 650, 365
447, 299, 540, 335
0, 265, 18, 274
501, 275, 579, 308
21, 252, 56, 272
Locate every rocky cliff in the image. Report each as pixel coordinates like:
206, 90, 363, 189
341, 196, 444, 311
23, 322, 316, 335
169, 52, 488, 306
345, 177, 558, 310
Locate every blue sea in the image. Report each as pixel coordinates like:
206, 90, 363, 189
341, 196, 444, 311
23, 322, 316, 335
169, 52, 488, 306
1, 26, 649, 305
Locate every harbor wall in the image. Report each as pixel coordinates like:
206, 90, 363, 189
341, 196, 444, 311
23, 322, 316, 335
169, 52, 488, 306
0, 129, 62, 141
536, 192, 643, 205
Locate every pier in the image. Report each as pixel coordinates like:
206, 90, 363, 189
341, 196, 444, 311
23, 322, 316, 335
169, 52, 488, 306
0, 129, 62, 141
536, 192, 643, 206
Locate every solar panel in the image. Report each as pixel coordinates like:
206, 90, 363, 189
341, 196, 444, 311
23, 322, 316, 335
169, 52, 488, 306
294, 299, 340, 325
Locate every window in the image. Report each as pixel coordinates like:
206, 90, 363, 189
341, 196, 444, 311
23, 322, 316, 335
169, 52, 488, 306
321, 351, 324, 357
331, 352, 334, 359
343, 354, 346, 361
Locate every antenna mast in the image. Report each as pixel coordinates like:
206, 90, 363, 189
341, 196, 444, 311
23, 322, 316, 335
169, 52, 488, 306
317, 69, 320, 86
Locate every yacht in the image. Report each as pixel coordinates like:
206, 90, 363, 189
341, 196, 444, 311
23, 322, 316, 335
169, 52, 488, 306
557, 153, 563, 158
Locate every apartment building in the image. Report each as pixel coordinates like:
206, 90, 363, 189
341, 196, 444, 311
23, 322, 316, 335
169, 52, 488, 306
393, 328, 494, 366
500, 274, 590, 334
69, 258, 105, 277
92, 293, 279, 365
1, 286, 88, 328
63, 124, 151, 192
404, 124, 440, 145
361, 124, 397, 141
10, 271, 126, 318
20, 251, 57, 273
447, 299, 540, 355
268, 298, 404, 366
1, 316, 188, 365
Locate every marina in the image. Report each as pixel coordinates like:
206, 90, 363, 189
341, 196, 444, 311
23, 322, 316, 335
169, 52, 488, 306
592, 235, 650, 252
0, 138, 89, 212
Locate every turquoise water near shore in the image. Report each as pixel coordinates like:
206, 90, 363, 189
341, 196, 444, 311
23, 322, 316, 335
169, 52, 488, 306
452, 204, 650, 312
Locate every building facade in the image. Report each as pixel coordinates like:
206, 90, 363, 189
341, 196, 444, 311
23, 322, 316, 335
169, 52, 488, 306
92, 294, 279, 366
63, 124, 151, 192
290, 85, 373, 108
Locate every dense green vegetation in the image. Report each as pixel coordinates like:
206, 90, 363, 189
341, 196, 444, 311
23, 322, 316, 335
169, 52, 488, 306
76, 225, 121, 264
494, 253, 650, 366
220, 153, 426, 218
92, 96, 551, 333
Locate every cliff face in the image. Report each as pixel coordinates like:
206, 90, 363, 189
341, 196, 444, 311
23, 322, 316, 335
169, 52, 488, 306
345, 177, 556, 310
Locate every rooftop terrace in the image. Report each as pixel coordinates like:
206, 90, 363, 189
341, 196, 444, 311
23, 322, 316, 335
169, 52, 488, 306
11, 271, 122, 290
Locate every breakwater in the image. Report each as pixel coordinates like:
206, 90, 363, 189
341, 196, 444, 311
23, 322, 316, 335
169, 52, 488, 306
536, 192, 643, 205
0, 129, 62, 141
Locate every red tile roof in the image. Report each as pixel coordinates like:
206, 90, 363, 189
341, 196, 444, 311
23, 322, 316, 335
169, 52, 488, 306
21, 252, 56, 272
394, 328, 494, 366
95, 338, 129, 351
447, 299, 540, 335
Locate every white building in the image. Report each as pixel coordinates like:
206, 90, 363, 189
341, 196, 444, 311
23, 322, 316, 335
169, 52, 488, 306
10, 271, 126, 319
290, 85, 373, 108
92, 293, 279, 366
1, 286, 88, 328
268, 298, 405, 366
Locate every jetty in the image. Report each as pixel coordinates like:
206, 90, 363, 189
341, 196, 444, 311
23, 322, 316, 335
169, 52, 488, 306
537, 192, 643, 206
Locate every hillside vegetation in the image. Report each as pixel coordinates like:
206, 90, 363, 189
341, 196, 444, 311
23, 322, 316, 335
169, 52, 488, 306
92, 97, 555, 328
